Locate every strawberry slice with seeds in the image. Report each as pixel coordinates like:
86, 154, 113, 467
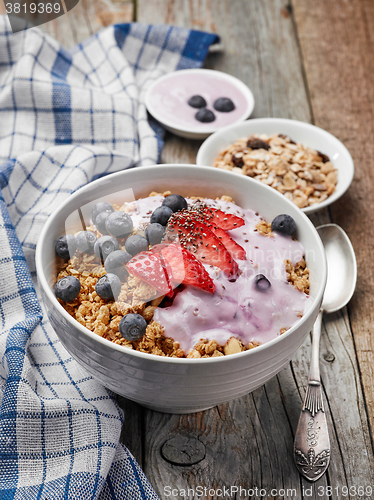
209, 225, 246, 260
148, 243, 174, 296
161, 244, 215, 294
202, 207, 245, 230
189, 206, 246, 260
127, 251, 172, 296
165, 211, 238, 277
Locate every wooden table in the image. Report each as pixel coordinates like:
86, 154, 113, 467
19, 0, 374, 498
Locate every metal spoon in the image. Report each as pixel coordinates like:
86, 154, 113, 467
293, 223, 357, 482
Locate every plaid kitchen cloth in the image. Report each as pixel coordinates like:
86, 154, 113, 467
0, 15, 219, 499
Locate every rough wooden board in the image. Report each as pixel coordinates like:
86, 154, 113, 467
134, 1, 374, 498
289, 310, 374, 487
41, 0, 134, 47
134, 1, 371, 498
159, 134, 201, 165
138, 0, 311, 165
117, 396, 144, 466
2, 0, 372, 495
292, 0, 374, 437
321, 312, 374, 482
0, 0, 134, 46
142, 380, 330, 500
142, 318, 374, 500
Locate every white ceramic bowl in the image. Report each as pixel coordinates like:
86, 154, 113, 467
145, 69, 255, 139
36, 165, 326, 414
196, 118, 354, 214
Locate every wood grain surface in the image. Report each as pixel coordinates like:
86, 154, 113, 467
293, 0, 374, 437
16, 0, 374, 498
135, 1, 374, 498
43, 0, 134, 47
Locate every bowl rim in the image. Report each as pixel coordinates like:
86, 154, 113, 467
36, 164, 327, 365
144, 68, 255, 136
196, 117, 355, 214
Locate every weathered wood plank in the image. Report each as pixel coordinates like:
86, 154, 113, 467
2, 0, 372, 496
140, 0, 311, 165
117, 396, 144, 466
0, 0, 134, 46
142, 322, 373, 500
293, 0, 374, 445
289, 308, 374, 488
136, 1, 374, 498
41, 0, 134, 47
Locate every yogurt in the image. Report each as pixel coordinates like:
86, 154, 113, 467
125, 195, 309, 354
148, 71, 251, 130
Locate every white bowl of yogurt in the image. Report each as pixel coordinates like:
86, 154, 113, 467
145, 69, 255, 139
36, 165, 326, 413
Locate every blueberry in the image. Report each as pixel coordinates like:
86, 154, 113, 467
145, 223, 165, 246
119, 313, 147, 341
125, 234, 149, 256
92, 202, 114, 224
95, 273, 122, 301
104, 250, 132, 279
105, 211, 133, 238
150, 206, 173, 226
195, 108, 215, 123
188, 95, 207, 108
75, 231, 97, 253
213, 97, 235, 112
94, 235, 120, 262
55, 235, 76, 260
161, 194, 188, 213
95, 211, 111, 235
271, 214, 297, 236
55, 276, 81, 302
254, 274, 271, 291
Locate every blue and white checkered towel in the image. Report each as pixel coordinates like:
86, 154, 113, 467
0, 16, 218, 499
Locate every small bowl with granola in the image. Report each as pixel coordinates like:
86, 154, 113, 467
196, 118, 354, 214
35, 164, 326, 413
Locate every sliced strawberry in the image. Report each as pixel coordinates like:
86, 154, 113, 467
149, 243, 174, 296
127, 251, 172, 296
184, 207, 246, 260
164, 211, 238, 277
161, 244, 215, 294
202, 207, 245, 230
210, 225, 246, 260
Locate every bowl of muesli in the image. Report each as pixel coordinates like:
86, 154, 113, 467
196, 118, 354, 213
35, 164, 326, 413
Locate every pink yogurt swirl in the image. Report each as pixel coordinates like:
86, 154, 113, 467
126, 195, 309, 354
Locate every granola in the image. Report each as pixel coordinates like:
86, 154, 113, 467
212, 133, 338, 209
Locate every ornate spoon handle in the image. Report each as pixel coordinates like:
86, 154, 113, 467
293, 310, 331, 482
